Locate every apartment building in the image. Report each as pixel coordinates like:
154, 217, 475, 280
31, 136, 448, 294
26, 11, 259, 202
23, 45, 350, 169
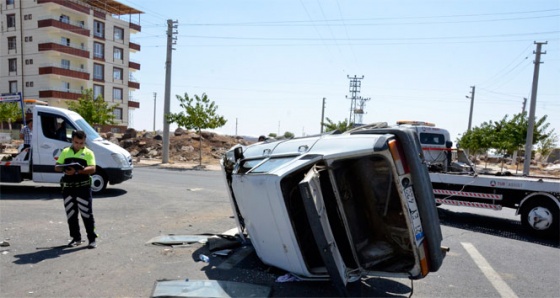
1, 0, 142, 132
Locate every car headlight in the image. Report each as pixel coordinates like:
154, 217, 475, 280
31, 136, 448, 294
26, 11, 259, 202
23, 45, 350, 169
111, 153, 129, 167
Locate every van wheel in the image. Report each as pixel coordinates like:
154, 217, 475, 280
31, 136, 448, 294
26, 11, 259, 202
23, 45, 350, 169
91, 170, 108, 193
520, 197, 559, 238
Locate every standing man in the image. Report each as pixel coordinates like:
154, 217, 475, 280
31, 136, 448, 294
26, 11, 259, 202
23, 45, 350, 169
19, 119, 32, 158
55, 130, 98, 248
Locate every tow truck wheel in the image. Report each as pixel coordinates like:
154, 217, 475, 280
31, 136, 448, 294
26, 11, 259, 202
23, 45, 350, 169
520, 198, 559, 238
91, 169, 108, 193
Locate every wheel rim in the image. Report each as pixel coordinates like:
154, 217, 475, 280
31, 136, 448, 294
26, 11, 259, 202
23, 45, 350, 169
91, 174, 105, 193
527, 207, 553, 231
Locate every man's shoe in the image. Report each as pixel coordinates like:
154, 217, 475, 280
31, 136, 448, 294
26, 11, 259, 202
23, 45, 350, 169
68, 239, 82, 247
87, 241, 97, 249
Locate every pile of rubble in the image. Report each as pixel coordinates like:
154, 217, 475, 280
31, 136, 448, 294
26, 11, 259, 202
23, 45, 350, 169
105, 128, 251, 165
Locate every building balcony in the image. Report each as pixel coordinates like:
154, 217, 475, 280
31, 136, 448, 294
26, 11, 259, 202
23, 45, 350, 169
129, 61, 140, 71
38, 41, 89, 58
128, 100, 140, 108
129, 41, 140, 52
129, 22, 141, 32
37, 18, 90, 37
39, 88, 82, 100
39, 64, 90, 80
128, 81, 140, 89
93, 10, 106, 19
38, 0, 90, 14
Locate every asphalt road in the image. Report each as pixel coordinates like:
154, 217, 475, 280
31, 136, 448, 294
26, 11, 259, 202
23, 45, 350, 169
1, 166, 559, 297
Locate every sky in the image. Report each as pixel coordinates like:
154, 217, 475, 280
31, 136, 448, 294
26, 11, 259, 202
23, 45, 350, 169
120, 0, 559, 142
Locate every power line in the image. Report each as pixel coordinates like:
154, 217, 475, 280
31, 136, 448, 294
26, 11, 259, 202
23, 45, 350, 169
177, 9, 560, 26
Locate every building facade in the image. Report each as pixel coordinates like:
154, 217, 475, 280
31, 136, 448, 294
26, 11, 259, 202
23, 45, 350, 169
1, 0, 142, 132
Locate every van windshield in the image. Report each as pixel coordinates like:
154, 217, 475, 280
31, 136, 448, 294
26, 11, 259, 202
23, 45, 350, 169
75, 119, 101, 140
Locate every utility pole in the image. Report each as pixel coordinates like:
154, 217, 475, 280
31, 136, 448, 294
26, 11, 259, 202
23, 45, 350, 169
521, 97, 527, 114
355, 96, 371, 125
320, 97, 325, 133
153, 92, 157, 132
346, 75, 364, 126
466, 86, 476, 131
162, 19, 178, 164
523, 41, 547, 176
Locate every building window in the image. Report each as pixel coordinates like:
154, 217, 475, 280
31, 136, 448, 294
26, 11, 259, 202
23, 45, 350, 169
24, 14, 32, 20
59, 14, 70, 24
62, 81, 70, 92
113, 108, 123, 120
113, 47, 123, 60
94, 42, 104, 59
61, 59, 70, 69
7, 14, 16, 29
25, 59, 33, 65
6, 0, 15, 5
113, 67, 123, 80
113, 88, 123, 101
7, 36, 16, 51
93, 63, 104, 80
93, 85, 104, 100
8, 58, 17, 72
9, 81, 17, 93
25, 81, 34, 87
24, 36, 33, 42
114, 27, 124, 41
94, 21, 105, 38
61, 37, 70, 46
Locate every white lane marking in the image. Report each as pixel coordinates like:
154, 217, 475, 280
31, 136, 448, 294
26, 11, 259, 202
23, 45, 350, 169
461, 242, 518, 298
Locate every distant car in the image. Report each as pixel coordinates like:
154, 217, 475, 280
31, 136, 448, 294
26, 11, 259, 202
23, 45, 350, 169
221, 125, 446, 295
487, 148, 505, 158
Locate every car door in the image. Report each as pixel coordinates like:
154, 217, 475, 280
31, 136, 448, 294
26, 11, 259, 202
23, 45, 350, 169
299, 165, 349, 296
33, 112, 77, 182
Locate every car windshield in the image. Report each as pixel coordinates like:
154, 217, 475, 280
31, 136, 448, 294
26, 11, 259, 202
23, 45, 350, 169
75, 119, 101, 140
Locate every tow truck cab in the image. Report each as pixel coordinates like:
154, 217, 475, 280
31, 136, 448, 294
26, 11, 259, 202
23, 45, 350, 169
396, 121, 452, 170
221, 127, 446, 294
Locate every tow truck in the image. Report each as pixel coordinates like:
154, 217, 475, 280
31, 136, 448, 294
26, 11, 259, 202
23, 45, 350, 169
395, 120, 560, 238
0, 93, 133, 193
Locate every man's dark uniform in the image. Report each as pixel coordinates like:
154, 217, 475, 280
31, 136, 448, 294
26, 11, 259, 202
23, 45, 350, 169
57, 146, 97, 244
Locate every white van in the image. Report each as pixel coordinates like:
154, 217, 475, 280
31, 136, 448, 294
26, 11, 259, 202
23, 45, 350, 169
1, 106, 133, 192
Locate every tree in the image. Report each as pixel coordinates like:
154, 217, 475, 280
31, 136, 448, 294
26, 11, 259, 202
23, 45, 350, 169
283, 131, 294, 139
67, 89, 117, 126
166, 93, 227, 166
458, 112, 554, 166
322, 117, 352, 133
0, 102, 23, 131
537, 132, 558, 162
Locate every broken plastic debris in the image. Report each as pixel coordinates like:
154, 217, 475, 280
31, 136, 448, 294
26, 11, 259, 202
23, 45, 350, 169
199, 254, 210, 263
211, 249, 232, 257
275, 273, 300, 283
0, 241, 9, 247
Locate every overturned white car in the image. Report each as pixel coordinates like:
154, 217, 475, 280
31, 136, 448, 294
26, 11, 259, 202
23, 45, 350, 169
221, 125, 446, 293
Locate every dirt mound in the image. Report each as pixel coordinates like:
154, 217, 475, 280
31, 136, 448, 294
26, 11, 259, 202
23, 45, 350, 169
110, 129, 251, 165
